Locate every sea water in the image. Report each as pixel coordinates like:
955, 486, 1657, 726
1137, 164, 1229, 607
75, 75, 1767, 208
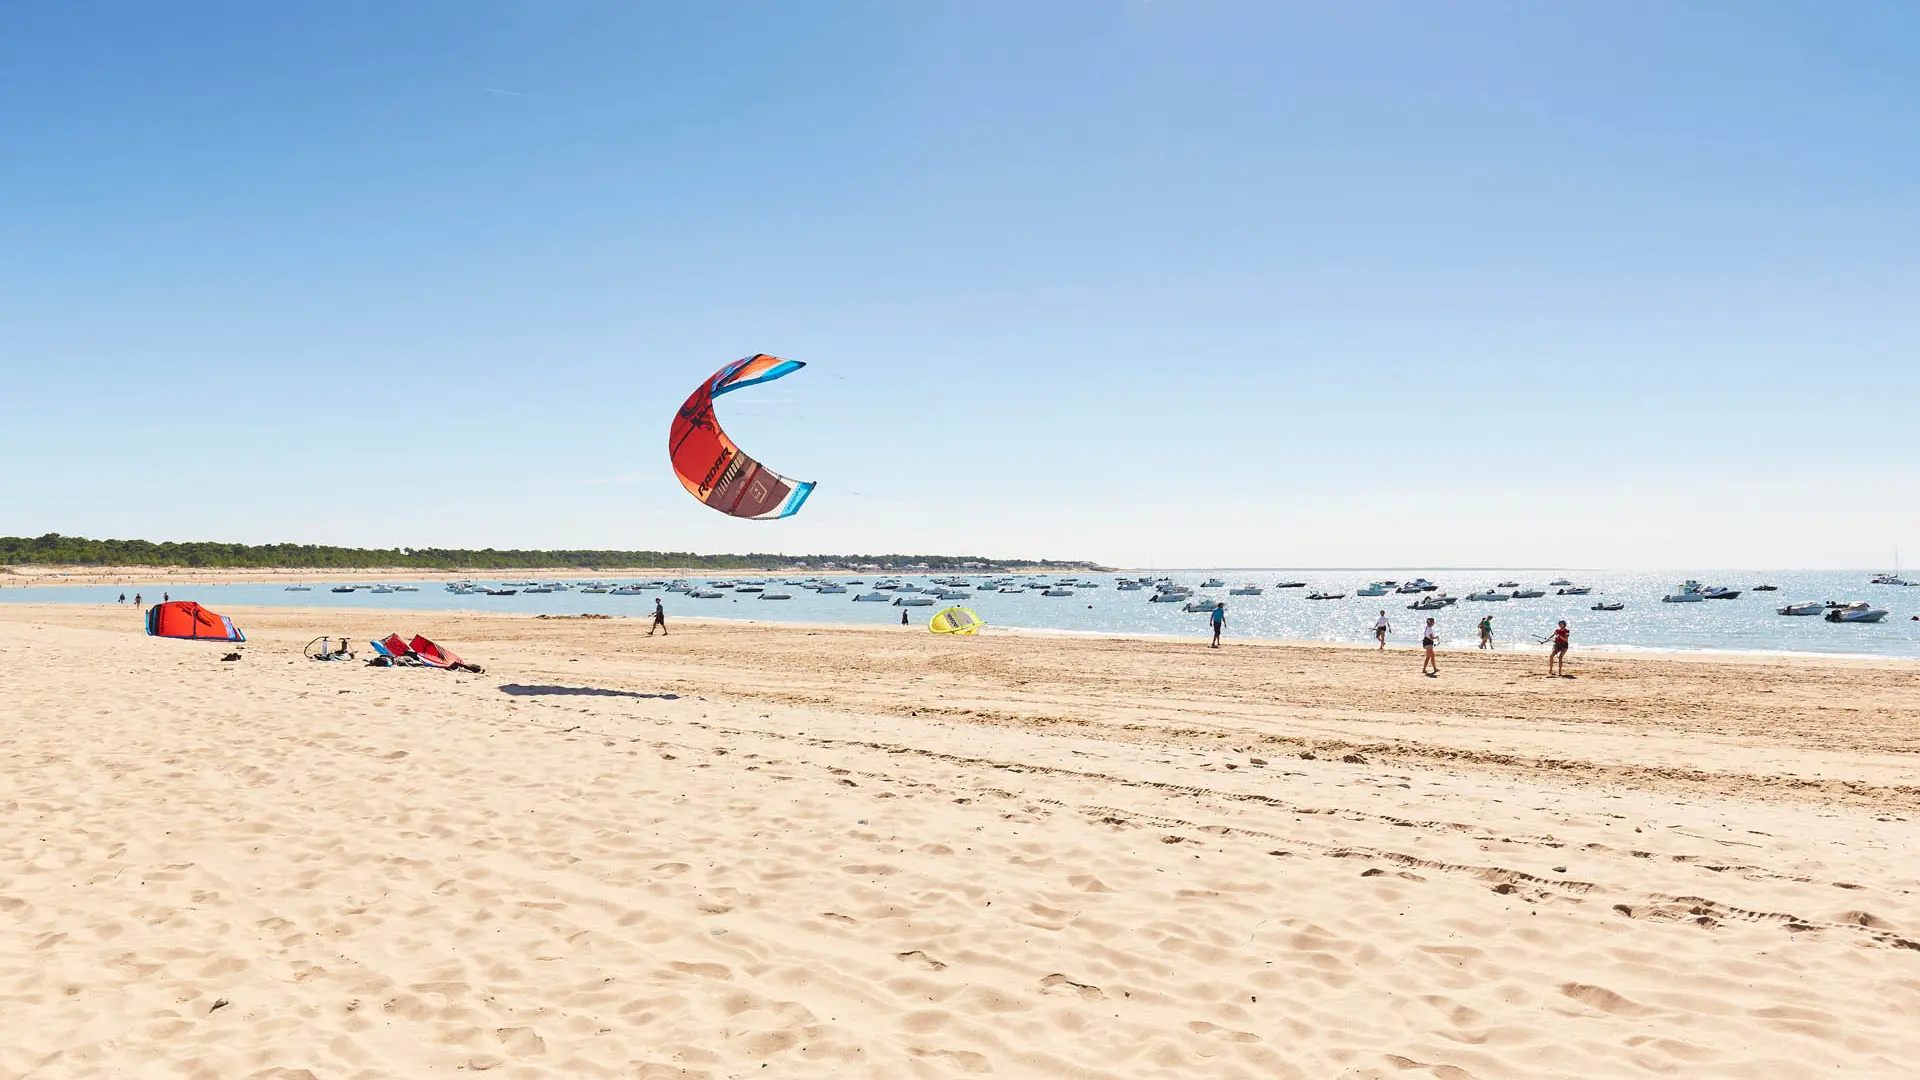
6, 570, 1918, 659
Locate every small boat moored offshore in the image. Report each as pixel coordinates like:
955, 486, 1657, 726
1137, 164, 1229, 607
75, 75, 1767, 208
759, 593, 793, 600
1201, 578, 1225, 588
689, 590, 723, 599
1041, 588, 1075, 597
1184, 600, 1222, 612
1409, 595, 1456, 610
1229, 586, 1263, 596
894, 596, 935, 606
1466, 590, 1511, 602
1777, 602, 1824, 616
1753, 584, 1779, 591
285, 584, 312, 591
1305, 591, 1346, 600
1509, 588, 1546, 599
1663, 581, 1706, 603
1356, 583, 1390, 597
1274, 581, 1308, 589
1590, 601, 1625, 611
1701, 586, 1742, 600
853, 592, 891, 602
1825, 602, 1888, 623
1555, 585, 1591, 595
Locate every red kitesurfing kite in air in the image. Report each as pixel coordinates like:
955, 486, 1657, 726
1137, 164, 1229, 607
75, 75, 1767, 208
669, 354, 816, 519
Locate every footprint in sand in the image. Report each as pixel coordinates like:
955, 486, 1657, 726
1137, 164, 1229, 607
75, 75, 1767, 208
1038, 974, 1103, 1000
897, 950, 948, 971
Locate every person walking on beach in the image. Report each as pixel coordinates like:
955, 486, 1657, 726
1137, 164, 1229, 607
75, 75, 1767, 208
1209, 602, 1226, 648
133, 593, 142, 608
1477, 614, 1494, 650
902, 609, 910, 626
163, 592, 169, 604
118, 593, 125, 604
648, 598, 667, 637
1544, 620, 1570, 676
1374, 610, 1391, 650
1421, 617, 1439, 676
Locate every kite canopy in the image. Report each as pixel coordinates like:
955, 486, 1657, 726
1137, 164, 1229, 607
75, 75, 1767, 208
929, 606, 983, 635
669, 354, 816, 520
145, 601, 245, 642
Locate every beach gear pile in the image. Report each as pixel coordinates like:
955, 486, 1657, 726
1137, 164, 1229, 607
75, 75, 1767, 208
366, 633, 483, 673
145, 601, 245, 642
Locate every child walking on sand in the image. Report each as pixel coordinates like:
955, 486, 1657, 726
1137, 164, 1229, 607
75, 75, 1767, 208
1421, 617, 1439, 676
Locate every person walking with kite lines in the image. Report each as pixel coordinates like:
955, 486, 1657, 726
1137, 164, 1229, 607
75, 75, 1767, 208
1374, 610, 1391, 650
1421, 617, 1439, 676
1543, 620, 1570, 676
649, 599, 667, 637
1210, 602, 1226, 648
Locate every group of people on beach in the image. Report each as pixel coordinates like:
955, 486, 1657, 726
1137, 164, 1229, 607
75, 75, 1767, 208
1209, 603, 1572, 675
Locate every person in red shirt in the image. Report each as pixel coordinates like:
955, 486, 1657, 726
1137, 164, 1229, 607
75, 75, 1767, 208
1545, 620, 1570, 676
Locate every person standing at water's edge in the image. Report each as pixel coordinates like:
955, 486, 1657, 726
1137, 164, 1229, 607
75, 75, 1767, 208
1374, 610, 1391, 650
1545, 620, 1570, 676
649, 598, 667, 637
1421, 617, 1439, 676
1478, 614, 1494, 650
1210, 602, 1226, 648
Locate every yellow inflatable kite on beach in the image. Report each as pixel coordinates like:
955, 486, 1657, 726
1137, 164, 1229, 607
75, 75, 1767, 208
929, 606, 983, 635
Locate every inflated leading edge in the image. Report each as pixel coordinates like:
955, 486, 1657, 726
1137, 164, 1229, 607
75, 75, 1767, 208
668, 354, 816, 520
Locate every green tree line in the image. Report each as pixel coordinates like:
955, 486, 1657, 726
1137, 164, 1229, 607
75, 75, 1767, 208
0, 534, 1097, 572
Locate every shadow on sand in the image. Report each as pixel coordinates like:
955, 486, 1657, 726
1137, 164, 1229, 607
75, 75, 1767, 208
499, 684, 681, 700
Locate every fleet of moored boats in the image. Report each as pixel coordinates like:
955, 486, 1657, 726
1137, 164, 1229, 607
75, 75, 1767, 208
283, 572, 1913, 625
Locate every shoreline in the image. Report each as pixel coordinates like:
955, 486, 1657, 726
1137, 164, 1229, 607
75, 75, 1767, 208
10, 599, 1914, 669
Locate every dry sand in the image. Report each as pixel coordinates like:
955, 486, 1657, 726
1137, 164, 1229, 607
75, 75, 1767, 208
2, 603, 1917, 1079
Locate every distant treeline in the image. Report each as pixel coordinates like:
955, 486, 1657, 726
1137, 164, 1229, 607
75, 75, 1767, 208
0, 534, 1098, 572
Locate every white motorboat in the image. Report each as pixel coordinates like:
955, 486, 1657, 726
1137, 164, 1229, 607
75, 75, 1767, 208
484, 588, 517, 596
1305, 591, 1346, 600
817, 584, 847, 594
1777, 601, 1824, 616
1229, 586, 1263, 596
736, 585, 764, 593
1466, 590, 1511, 602
1041, 588, 1075, 597
1184, 600, 1222, 612
1549, 578, 1572, 587
1408, 595, 1455, 610
1701, 586, 1741, 600
1555, 585, 1591, 595
1870, 573, 1912, 586
759, 593, 793, 600
1590, 601, 1625, 612
581, 587, 609, 594
689, 590, 723, 599
1274, 581, 1308, 589
894, 596, 935, 606
853, 592, 892, 602
284, 585, 311, 591
1148, 591, 1189, 602
522, 585, 555, 594
1201, 578, 1225, 588
1509, 588, 1546, 599
1396, 578, 1437, 594
1825, 602, 1888, 623
370, 585, 395, 594
1117, 582, 1143, 591
1357, 583, 1390, 597
1662, 581, 1706, 603
393, 585, 419, 592
609, 586, 644, 596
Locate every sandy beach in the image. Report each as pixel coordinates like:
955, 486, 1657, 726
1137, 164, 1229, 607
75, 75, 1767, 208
2, 603, 1916, 1078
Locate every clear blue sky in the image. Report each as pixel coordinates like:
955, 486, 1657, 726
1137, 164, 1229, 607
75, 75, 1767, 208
2, 2, 1914, 568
